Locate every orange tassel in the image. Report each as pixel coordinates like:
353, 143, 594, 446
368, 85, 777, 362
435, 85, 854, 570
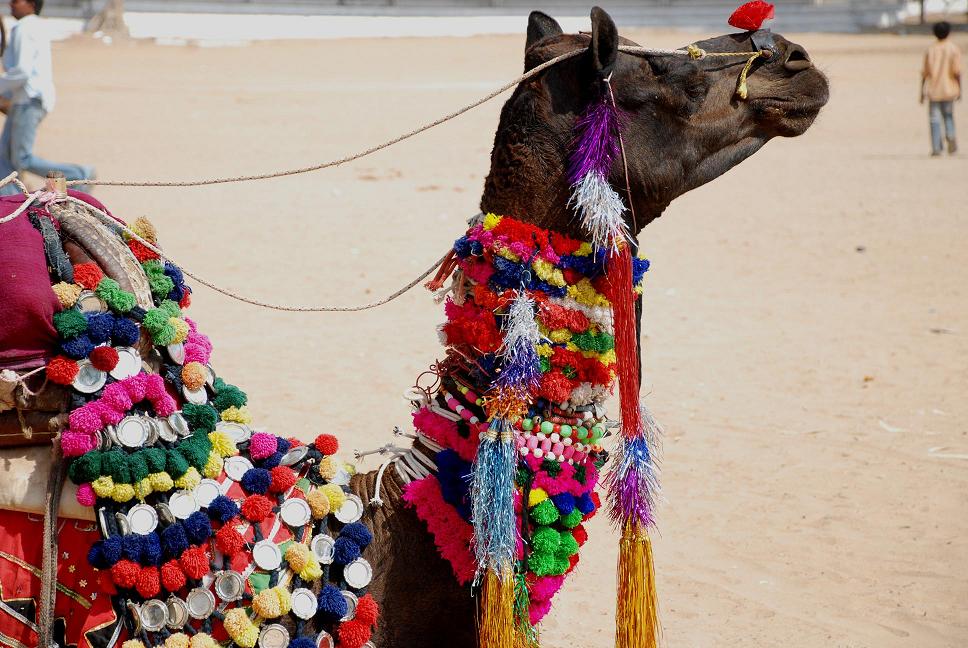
615, 523, 659, 648
425, 249, 459, 291
479, 566, 516, 648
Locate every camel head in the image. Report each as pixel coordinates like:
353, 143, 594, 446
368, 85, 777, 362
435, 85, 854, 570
481, 6, 829, 239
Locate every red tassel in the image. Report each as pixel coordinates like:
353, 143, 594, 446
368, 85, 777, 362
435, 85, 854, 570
728, 0, 775, 31
606, 245, 642, 439
425, 249, 459, 292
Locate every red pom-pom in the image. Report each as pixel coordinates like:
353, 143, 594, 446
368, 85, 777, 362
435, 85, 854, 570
46, 355, 79, 385
128, 238, 159, 262
572, 524, 589, 546
179, 545, 210, 580
161, 560, 186, 592
728, 0, 774, 31
89, 345, 120, 371
354, 594, 380, 627
287, 437, 304, 448
336, 619, 371, 648
215, 522, 245, 557
241, 494, 273, 522
136, 566, 161, 598
110, 559, 140, 589
269, 466, 297, 494
567, 553, 580, 572
314, 434, 339, 456
73, 263, 104, 290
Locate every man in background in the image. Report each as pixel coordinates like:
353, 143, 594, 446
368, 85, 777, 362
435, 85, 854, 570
0, 0, 94, 194
921, 21, 962, 156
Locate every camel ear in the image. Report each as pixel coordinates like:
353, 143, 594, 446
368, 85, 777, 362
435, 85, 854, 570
526, 11, 563, 50
590, 6, 618, 76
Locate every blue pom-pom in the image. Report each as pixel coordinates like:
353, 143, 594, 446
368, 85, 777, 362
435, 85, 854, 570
164, 261, 184, 285
121, 533, 143, 561
85, 313, 115, 344
87, 541, 108, 569
316, 584, 347, 622
452, 236, 473, 258
551, 492, 576, 516
141, 532, 162, 566
111, 318, 140, 347
332, 536, 361, 565
288, 639, 316, 648
207, 495, 239, 524
102, 536, 123, 565
576, 492, 596, 515
261, 451, 283, 470
241, 468, 271, 495
161, 523, 189, 558
340, 522, 373, 549
275, 437, 291, 454
183, 511, 212, 544
61, 334, 95, 359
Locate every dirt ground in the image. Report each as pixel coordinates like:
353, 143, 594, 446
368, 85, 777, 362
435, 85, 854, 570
40, 25, 967, 647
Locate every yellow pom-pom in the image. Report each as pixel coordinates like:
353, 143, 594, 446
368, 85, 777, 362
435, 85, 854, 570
174, 467, 201, 490
528, 488, 548, 508
165, 633, 191, 648
133, 478, 153, 501
284, 542, 310, 572
189, 633, 217, 648
275, 586, 292, 615
208, 431, 238, 458
130, 216, 158, 245
149, 471, 174, 492
223, 608, 259, 648
170, 317, 189, 344
482, 213, 502, 230
549, 328, 572, 344
91, 475, 114, 498
320, 483, 346, 513
51, 282, 82, 308
252, 588, 283, 618
220, 405, 252, 425
317, 456, 338, 481
122, 641, 147, 648
202, 452, 224, 479
306, 488, 331, 519
182, 362, 207, 391
111, 483, 135, 503
298, 554, 322, 581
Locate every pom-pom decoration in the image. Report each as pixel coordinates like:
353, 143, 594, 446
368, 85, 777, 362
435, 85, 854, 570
728, 0, 775, 31
89, 345, 119, 372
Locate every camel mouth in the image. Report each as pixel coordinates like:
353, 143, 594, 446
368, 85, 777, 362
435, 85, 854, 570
750, 68, 829, 137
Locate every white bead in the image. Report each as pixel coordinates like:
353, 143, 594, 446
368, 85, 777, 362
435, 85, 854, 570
563, 438, 573, 446
550, 433, 560, 443
519, 447, 529, 456
533, 449, 544, 458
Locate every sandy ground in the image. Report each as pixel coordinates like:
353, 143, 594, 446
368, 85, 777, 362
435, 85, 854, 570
34, 25, 968, 647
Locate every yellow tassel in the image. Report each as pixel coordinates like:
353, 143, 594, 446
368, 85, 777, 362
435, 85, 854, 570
479, 567, 516, 648
735, 51, 763, 100
615, 524, 659, 648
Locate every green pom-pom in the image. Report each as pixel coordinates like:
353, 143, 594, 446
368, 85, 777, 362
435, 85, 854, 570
560, 508, 583, 529
531, 526, 561, 554
143, 261, 174, 299
142, 308, 169, 335
539, 356, 551, 373
152, 322, 176, 345
101, 450, 131, 484
96, 279, 136, 313
53, 309, 88, 339
515, 467, 533, 488
178, 438, 210, 471
127, 452, 150, 482
143, 447, 167, 473
159, 299, 181, 319
531, 499, 559, 525
540, 459, 561, 477
551, 555, 571, 576
527, 550, 557, 577
68, 451, 101, 484
212, 383, 246, 412
573, 465, 587, 485
165, 449, 190, 479
182, 403, 218, 433
192, 430, 212, 454
557, 530, 579, 557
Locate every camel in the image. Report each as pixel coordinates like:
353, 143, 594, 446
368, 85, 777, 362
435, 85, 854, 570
0, 7, 827, 648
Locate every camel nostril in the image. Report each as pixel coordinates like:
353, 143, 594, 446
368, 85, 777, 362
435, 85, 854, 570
784, 45, 812, 71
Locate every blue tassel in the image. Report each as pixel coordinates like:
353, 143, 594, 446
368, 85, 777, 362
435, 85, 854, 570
470, 419, 518, 577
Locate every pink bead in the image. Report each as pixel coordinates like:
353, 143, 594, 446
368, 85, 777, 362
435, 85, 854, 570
540, 439, 552, 453
514, 435, 525, 449
562, 446, 576, 460
551, 442, 564, 457
526, 437, 538, 450
460, 409, 474, 422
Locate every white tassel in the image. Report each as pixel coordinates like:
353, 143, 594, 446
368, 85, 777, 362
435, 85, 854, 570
569, 172, 629, 253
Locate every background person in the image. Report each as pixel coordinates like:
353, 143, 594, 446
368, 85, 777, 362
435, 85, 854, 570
921, 21, 962, 156
0, 0, 94, 195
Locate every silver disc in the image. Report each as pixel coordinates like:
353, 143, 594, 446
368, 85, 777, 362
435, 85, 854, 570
72, 360, 106, 394
279, 498, 311, 528
76, 290, 107, 314
182, 384, 208, 405
114, 512, 131, 536
290, 587, 316, 620
166, 342, 186, 365
186, 587, 216, 620
168, 412, 190, 437
215, 421, 250, 444
110, 346, 142, 380
223, 456, 253, 481
279, 445, 308, 467
252, 540, 282, 571
343, 558, 373, 590
166, 596, 188, 629
139, 599, 168, 632
317, 631, 335, 648
116, 416, 150, 449
154, 417, 178, 443
194, 478, 221, 508
310, 534, 335, 565
258, 624, 289, 648
168, 490, 199, 520
213, 570, 245, 602
340, 591, 358, 622
335, 495, 364, 524
126, 503, 158, 535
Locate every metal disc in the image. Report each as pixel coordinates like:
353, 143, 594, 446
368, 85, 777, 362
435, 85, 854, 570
168, 412, 190, 437
166, 596, 188, 629
156, 502, 176, 526
186, 587, 216, 620
182, 384, 208, 405
310, 534, 335, 565
317, 631, 335, 648
252, 540, 282, 571
279, 498, 311, 528
340, 591, 358, 622
258, 623, 290, 648
114, 512, 130, 536
203, 364, 216, 387
154, 417, 177, 443
94, 429, 111, 451
343, 558, 373, 590
110, 347, 142, 380
194, 478, 221, 508
279, 444, 308, 467
223, 456, 253, 482
116, 416, 150, 448
215, 421, 251, 444
72, 360, 106, 394
126, 503, 158, 535
290, 588, 316, 620
330, 467, 352, 487
335, 494, 364, 524
166, 342, 186, 365
76, 290, 107, 314
213, 570, 244, 602
139, 599, 168, 632
169, 490, 199, 520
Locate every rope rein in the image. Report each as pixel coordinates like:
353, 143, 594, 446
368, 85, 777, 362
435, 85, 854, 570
63, 44, 760, 189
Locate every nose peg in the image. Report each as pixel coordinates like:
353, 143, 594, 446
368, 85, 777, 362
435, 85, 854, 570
783, 44, 812, 71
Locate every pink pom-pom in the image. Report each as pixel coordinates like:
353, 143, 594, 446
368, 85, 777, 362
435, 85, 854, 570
529, 597, 553, 625
61, 432, 95, 457
124, 373, 148, 402
183, 343, 207, 365
101, 382, 133, 412
68, 405, 103, 435
154, 393, 177, 417
76, 483, 97, 506
98, 402, 125, 426
144, 373, 167, 401
248, 433, 278, 460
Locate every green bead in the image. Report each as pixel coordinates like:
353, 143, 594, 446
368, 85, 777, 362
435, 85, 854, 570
521, 419, 534, 432
540, 421, 554, 435
560, 425, 572, 438
576, 426, 590, 440
590, 425, 605, 442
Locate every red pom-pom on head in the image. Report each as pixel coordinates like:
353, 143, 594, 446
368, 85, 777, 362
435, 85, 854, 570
89, 346, 120, 372
73, 263, 104, 290
179, 290, 192, 309
161, 559, 186, 592
179, 545, 210, 580
287, 437, 303, 448
314, 434, 339, 456
336, 619, 371, 648
269, 466, 297, 494
572, 524, 589, 546
136, 566, 161, 598
354, 594, 380, 627
241, 494, 273, 523
110, 559, 140, 589
46, 356, 79, 385
128, 238, 160, 262
215, 522, 245, 557
728, 0, 775, 31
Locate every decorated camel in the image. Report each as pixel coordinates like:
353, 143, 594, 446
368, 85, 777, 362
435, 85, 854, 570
0, 6, 827, 648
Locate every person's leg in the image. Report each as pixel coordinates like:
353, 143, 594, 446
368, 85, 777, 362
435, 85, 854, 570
941, 101, 956, 153
0, 105, 22, 196
929, 101, 944, 155
10, 98, 95, 184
